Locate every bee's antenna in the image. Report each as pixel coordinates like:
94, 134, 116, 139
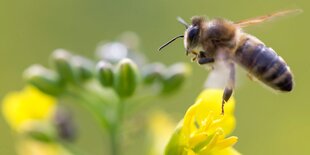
177, 17, 189, 28
158, 35, 184, 51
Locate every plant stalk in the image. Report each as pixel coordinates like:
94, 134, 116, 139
108, 98, 125, 155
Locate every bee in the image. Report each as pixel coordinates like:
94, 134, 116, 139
159, 9, 301, 114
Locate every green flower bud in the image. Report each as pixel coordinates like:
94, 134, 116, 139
96, 61, 114, 87
71, 56, 94, 81
23, 64, 64, 96
142, 63, 165, 85
50, 49, 77, 83
114, 58, 139, 98
161, 63, 191, 94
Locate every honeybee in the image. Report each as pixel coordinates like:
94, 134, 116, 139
159, 9, 301, 114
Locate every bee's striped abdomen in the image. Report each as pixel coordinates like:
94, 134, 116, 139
235, 38, 293, 91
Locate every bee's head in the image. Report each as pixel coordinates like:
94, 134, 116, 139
183, 16, 205, 55
158, 17, 205, 56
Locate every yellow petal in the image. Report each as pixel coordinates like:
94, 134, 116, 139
197, 111, 214, 134
195, 89, 235, 116
194, 89, 236, 135
189, 132, 208, 148
2, 86, 56, 132
198, 128, 224, 154
216, 136, 238, 150
182, 103, 199, 138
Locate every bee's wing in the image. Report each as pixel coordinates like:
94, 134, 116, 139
235, 9, 302, 28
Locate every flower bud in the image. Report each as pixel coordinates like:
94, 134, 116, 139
142, 63, 165, 85
71, 56, 94, 81
23, 65, 64, 96
114, 58, 139, 98
96, 61, 114, 87
50, 49, 77, 83
161, 63, 190, 94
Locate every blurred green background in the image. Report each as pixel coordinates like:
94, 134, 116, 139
0, 0, 309, 154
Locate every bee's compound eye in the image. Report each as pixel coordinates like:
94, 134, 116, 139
187, 26, 199, 41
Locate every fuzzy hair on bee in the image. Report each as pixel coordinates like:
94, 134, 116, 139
158, 9, 302, 114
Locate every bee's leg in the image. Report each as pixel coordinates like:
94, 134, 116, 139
198, 51, 214, 65
198, 57, 215, 65
222, 62, 235, 115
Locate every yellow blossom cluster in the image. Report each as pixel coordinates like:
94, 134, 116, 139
165, 89, 240, 155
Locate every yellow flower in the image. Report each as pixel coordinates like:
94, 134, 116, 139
2, 86, 57, 132
165, 89, 240, 155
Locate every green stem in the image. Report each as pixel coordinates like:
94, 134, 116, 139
109, 126, 119, 155
65, 90, 109, 129
108, 98, 125, 155
65, 84, 126, 155
117, 98, 125, 123
126, 94, 157, 116
65, 85, 113, 129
